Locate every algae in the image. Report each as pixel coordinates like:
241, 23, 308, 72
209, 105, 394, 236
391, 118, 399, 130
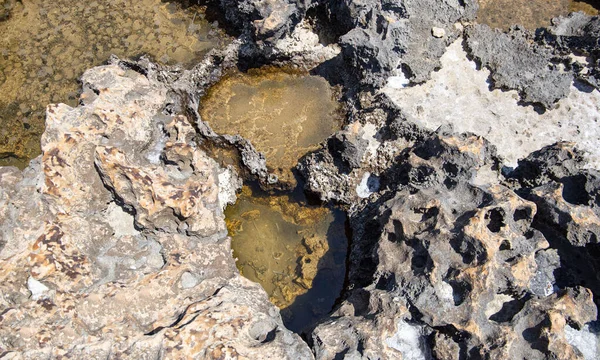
477, 0, 599, 31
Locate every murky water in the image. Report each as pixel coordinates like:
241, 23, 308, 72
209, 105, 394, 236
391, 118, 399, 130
0, 0, 225, 168
477, 0, 599, 31
199, 69, 343, 186
225, 184, 348, 333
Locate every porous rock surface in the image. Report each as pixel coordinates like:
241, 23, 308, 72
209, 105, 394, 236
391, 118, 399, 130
0, 64, 311, 358
2, 0, 600, 359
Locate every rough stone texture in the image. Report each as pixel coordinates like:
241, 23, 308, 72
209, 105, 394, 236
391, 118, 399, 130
0, 64, 311, 358
322, 0, 479, 88
218, 0, 305, 42
2, 1, 600, 359
309, 121, 599, 359
465, 24, 573, 108
541, 12, 600, 91
383, 39, 600, 169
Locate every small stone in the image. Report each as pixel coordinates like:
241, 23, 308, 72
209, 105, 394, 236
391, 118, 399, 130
180, 272, 198, 289
432, 27, 445, 38
27, 276, 49, 300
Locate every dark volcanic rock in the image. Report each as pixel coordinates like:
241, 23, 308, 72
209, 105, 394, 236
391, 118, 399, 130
506, 143, 600, 316
465, 24, 573, 108
323, 0, 478, 88
541, 12, 600, 90
218, 0, 305, 42
309, 124, 598, 359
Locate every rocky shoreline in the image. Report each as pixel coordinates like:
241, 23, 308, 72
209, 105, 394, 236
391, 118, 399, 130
1, 0, 600, 358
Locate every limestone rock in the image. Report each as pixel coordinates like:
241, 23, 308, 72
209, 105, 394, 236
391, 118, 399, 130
327, 0, 478, 87
0, 63, 310, 358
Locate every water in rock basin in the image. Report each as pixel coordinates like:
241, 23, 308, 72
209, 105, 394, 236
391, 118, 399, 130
225, 184, 348, 333
477, 0, 599, 31
201, 68, 348, 332
199, 68, 343, 187
0, 0, 225, 169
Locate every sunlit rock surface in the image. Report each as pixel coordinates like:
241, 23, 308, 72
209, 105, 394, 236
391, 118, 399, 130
383, 39, 600, 169
1, 0, 600, 358
0, 0, 224, 168
0, 64, 311, 358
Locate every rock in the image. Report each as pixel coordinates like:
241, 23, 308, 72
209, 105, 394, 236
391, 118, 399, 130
322, 0, 478, 88
218, 0, 304, 42
383, 39, 600, 168
465, 24, 572, 108
2, 1, 600, 358
432, 27, 445, 38
541, 12, 600, 91
0, 63, 311, 358
311, 126, 598, 358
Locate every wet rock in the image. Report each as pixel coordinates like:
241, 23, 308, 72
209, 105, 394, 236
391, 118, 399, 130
0, 0, 15, 22
465, 24, 572, 108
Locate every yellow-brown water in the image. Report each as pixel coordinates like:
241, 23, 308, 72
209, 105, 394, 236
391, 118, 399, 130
199, 69, 343, 186
0, 0, 225, 168
477, 0, 599, 31
225, 185, 347, 332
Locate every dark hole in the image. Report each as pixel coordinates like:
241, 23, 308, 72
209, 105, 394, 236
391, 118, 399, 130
486, 208, 506, 233
499, 240, 511, 251
561, 174, 590, 205
513, 207, 531, 222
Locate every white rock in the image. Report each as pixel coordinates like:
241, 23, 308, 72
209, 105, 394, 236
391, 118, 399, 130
356, 172, 380, 198
27, 276, 49, 300
385, 320, 428, 360
180, 272, 199, 289
383, 38, 600, 169
432, 27, 446, 38
104, 202, 138, 237
564, 324, 599, 360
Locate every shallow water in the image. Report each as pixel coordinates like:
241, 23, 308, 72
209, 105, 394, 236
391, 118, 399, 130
477, 0, 599, 31
199, 69, 343, 186
225, 185, 348, 333
0, 0, 224, 168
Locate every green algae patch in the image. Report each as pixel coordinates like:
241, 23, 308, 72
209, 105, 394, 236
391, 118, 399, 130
477, 0, 599, 31
225, 185, 348, 333
199, 69, 343, 187
0, 0, 226, 168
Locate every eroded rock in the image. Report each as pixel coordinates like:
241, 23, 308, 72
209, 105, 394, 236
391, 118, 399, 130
0, 63, 311, 358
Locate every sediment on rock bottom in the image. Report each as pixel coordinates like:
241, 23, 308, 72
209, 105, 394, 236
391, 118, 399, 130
0, 0, 600, 359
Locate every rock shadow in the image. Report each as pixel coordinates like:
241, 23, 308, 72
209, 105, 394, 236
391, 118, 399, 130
280, 209, 349, 334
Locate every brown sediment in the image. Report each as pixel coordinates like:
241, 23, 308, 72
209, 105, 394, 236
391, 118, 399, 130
477, 0, 599, 31
199, 68, 344, 187
0, 0, 226, 168
225, 185, 346, 314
